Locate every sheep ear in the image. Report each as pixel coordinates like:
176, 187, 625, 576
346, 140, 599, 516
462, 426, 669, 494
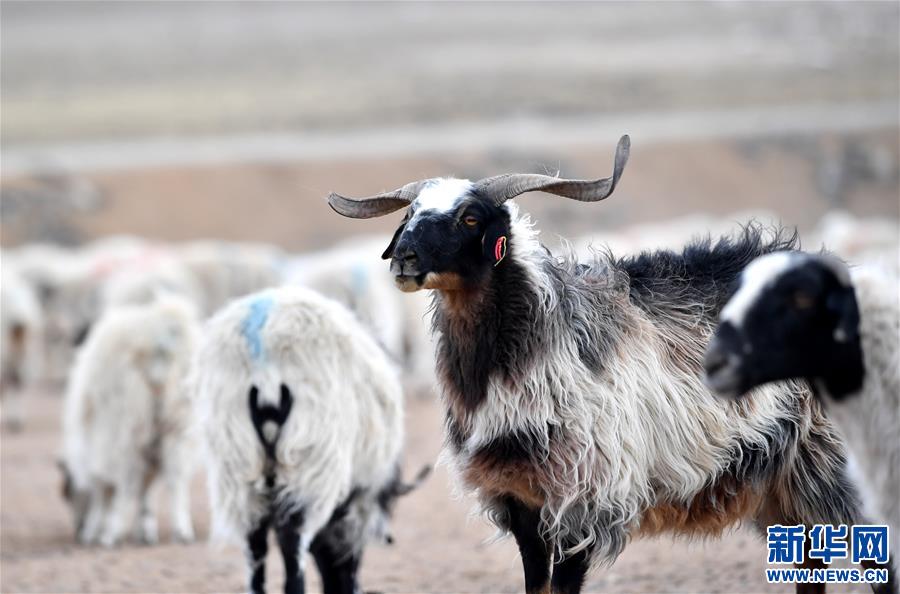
72, 323, 91, 347
827, 288, 860, 344
482, 218, 510, 267
394, 464, 432, 496
381, 216, 409, 260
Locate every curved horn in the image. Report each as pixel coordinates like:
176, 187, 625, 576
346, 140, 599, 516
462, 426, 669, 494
474, 134, 630, 205
327, 180, 428, 219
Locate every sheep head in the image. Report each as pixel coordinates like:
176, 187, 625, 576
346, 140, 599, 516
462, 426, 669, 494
703, 252, 863, 399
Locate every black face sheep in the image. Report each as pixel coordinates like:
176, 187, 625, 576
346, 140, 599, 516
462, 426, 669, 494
59, 293, 199, 546
327, 136, 884, 594
191, 286, 426, 594
704, 251, 899, 564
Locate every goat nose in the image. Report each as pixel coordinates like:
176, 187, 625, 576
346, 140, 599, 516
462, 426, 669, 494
702, 337, 743, 397
702, 341, 728, 375
392, 244, 417, 263
390, 245, 421, 276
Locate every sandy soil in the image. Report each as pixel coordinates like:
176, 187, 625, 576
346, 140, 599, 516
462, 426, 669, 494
1, 390, 875, 594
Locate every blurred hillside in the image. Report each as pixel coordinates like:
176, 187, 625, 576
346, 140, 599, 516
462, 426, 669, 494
1, 1, 898, 248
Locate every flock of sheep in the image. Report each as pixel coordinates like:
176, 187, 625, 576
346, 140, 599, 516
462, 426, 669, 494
1, 140, 898, 594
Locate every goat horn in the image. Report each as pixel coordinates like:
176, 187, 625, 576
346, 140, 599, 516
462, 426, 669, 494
474, 134, 630, 205
327, 180, 428, 219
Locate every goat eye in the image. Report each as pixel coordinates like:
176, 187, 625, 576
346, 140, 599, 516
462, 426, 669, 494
463, 216, 479, 228
792, 291, 814, 310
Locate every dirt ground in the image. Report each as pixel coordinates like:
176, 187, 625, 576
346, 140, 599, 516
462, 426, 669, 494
0, 389, 876, 594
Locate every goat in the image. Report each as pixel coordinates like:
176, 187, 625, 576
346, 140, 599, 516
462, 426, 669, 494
327, 135, 885, 594
704, 252, 899, 567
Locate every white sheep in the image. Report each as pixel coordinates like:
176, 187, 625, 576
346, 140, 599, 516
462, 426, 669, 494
704, 252, 900, 560
192, 286, 424, 594
59, 294, 199, 547
177, 240, 284, 316
0, 264, 43, 430
6, 243, 82, 384
99, 256, 202, 312
282, 237, 435, 396
809, 211, 899, 273
17, 238, 169, 384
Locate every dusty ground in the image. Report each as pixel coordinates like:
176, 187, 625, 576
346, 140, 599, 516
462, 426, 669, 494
0, 389, 876, 594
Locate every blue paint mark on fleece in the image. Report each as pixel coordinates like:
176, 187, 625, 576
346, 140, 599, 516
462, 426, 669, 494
351, 262, 368, 296
241, 295, 274, 361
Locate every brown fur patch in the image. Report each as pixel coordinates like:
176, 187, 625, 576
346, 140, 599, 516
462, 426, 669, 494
422, 271, 467, 292
438, 286, 485, 320
462, 455, 546, 509
638, 480, 765, 538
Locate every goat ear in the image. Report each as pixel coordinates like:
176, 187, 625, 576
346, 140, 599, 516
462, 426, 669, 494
381, 217, 409, 260
482, 217, 510, 267
826, 288, 860, 344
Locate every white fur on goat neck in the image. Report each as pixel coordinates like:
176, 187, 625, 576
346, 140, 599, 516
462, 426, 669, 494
406, 178, 474, 230
720, 251, 798, 326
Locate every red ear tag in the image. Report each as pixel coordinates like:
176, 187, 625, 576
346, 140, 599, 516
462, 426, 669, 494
494, 236, 508, 266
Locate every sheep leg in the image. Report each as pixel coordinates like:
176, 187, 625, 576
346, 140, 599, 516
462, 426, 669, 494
134, 481, 159, 545
167, 472, 194, 543
100, 482, 139, 547
310, 524, 362, 594
246, 515, 271, 594
0, 388, 25, 432
550, 543, 593, 594
503, 497, 552, 594
79, 483, 112, 544
275, 509, 306, 594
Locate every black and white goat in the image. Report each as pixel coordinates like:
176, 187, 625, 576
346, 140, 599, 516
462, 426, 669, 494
704, 252, 899, 565
328, 136, 887, 594
191, 287, 426, 594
